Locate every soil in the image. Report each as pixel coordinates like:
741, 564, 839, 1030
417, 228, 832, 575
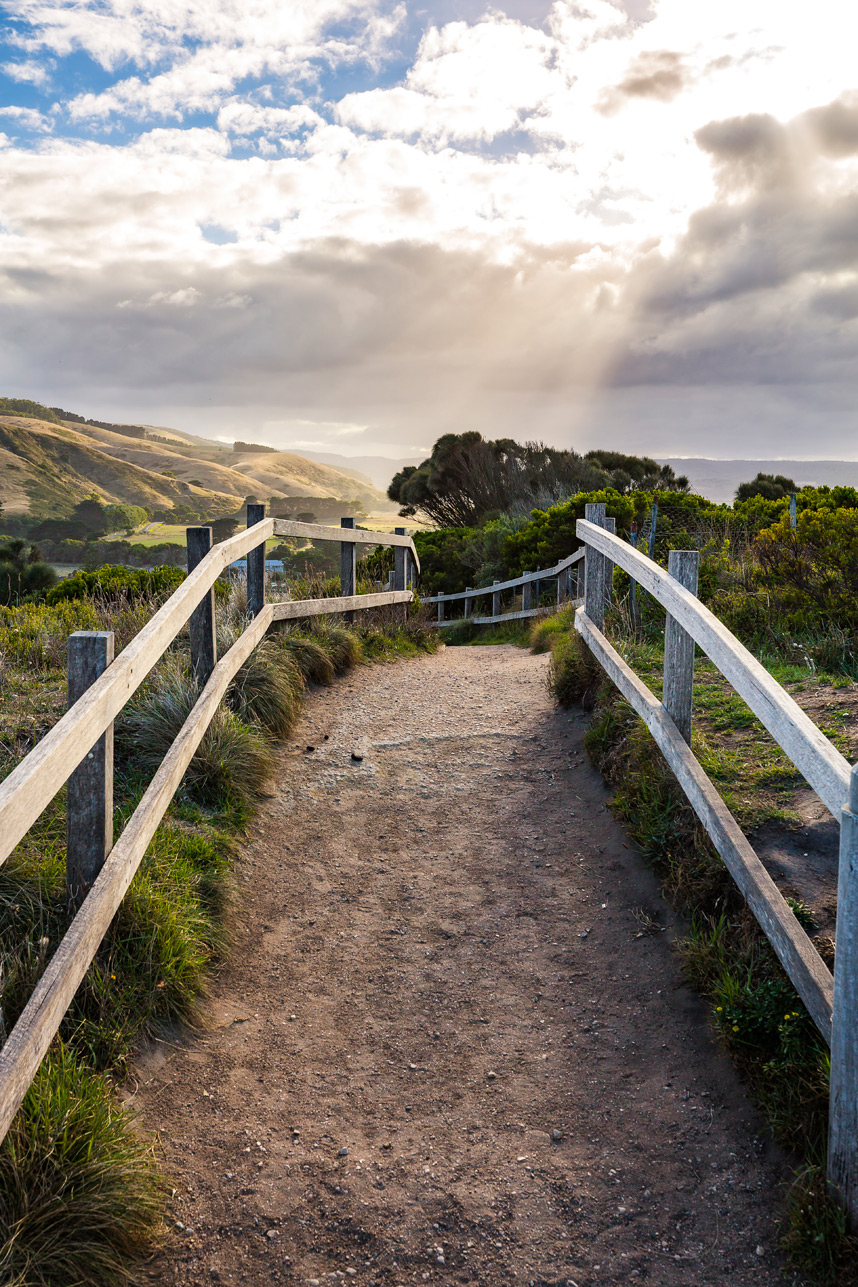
133, 644, 801, 1287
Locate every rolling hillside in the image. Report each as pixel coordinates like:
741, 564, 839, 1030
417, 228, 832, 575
0, 413, 388, 519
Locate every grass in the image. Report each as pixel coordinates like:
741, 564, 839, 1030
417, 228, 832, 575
0, 583, 437, 1285
545, 612, 858, 1283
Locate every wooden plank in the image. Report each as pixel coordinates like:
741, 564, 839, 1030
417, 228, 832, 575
663, 550, 699, 744
66, 632, 114, 911
0, 605, 275, 1146
0, 517, 275, 869
187, 527, 217, 686
423, 549, 585, 604
246, 503, 266, 619
271, 591, 412, 621
577, 519, 852, 819
272, 518, 421, 574
828, 764, 858, 1224
575, 607, 834, 1042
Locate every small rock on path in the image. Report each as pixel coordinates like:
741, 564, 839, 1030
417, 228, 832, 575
135, 645, 795, 1286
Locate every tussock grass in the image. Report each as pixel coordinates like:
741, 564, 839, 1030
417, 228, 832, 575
278, 631, 336, 685
529, 604, 576, 654
310, 620, 362, 672
0, 1046, 163, 1287
118, 656, 274, 806
221, 632, 304, 738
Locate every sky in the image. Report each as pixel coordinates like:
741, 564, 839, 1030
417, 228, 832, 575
0, 0, 857, 461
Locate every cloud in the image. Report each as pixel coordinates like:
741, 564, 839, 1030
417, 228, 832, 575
0, 1, 857, 460
598, 49, 687, 113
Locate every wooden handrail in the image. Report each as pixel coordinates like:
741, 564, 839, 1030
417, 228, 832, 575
576, 519, 851, 819
0, 517, 273, 868
0, 585, 413, 1142
577, 608, 834, 1041
271, 519, 421, 575
423, 548, 583, 604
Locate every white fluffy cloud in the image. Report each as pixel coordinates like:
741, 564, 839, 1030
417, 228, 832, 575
0, 0, 856, 457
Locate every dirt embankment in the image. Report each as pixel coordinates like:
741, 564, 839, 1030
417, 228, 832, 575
133, 645, 798, 1287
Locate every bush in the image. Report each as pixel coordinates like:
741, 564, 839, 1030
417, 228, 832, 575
0, 1046, 163, 1286
118, 658, 273, 806
47, 565, 184, 605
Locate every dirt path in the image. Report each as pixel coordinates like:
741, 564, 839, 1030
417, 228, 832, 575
134, 645, 797, 1287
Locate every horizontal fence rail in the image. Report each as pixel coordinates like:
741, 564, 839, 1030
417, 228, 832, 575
0, 509, 418, 1144
423, 548, 584, 626
574, 502, 858, 1227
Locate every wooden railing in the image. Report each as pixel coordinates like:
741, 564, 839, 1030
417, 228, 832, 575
0, 509, 418, 1143
575, 501, 858, 1224
422, 549, 584, 626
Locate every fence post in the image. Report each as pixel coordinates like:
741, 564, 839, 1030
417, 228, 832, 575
464, 587, 473, 620
187, 526, 216, 686
246, 502, 266, 620
663, 550, 699, 744
394, 527, 407, 592
828, 763, 858, 1228
522, 577, 532, 612
66, 631, 114, 911
556, 572, 562, 607
648, 497, 659, 561
790, 493, 797, 529
584, 503, 608, 628
340, 516, 356, 623
492, 580, 501, 618
629, 521, 640, 634
437, 598, 444, 625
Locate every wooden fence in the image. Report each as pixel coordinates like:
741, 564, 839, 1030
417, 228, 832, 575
0, 509, 418, 1144
576, 501, 858, 1224
422, 549, 585, 626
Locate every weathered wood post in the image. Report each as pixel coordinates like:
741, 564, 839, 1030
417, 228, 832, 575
66, 631, 114, 910
629, 521, 640, 635
584, 502, 609, 628
437, 598, 444, 625
828, 762, 858, 1227
663, 550, 699, 744
394, 527, 407, 592
394, 526, 409, 621
556, 571, 562, 607
790, 493, 797, 530
187, 526, 216, 686
464, 587, 473, 620
246, 502, 266, 620
492, 580, 501, 618
534, 567, 541, 606
522, 577, 532, 612
340, 516, 356, 623
648, 497, 659, 561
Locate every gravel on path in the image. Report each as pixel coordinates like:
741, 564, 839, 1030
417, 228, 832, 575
135, 644, 797, 1287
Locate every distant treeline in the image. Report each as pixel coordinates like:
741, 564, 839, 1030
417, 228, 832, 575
50, 407, 149, 439
233, 441, 277, 453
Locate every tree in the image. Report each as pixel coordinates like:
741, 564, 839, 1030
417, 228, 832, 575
0, 539, 57, 605
211, 513, 240, 542
388, 433, 606, 527
735, 472, 798, 503
584, 450, 690, 494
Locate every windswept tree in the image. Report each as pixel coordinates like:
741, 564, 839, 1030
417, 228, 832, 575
735, 472, 798, 503
0, 539, 57, 606
388, 433, 606, 527
584, 450, 690, 494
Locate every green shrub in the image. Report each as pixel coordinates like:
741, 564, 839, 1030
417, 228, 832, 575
118, 658, 273, 806
0, 1046, 163, 1286
222, 634, 303, 737
47, 565, 184, 605
278, 631, 336, 685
